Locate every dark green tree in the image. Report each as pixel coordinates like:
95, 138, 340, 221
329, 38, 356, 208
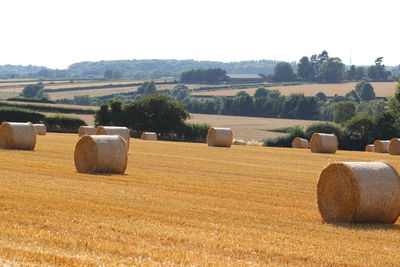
273, 62, 296, 82
315, 92, 327, 102
254, 87, 269, 98
171, 84, 190, 101
21, 83, 44, 98
297, 56, 314, 80
347, 65, 357, 80
317, 57, 345, 83
137, 81, 157, 95
368, 57, 391, 81
332, 101, 356, 123
359, 82, 376, 101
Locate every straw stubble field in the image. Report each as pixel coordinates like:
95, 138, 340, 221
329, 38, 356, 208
1, 133, 400, 265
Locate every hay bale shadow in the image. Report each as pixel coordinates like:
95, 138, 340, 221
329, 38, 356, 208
327, 222, 400, 231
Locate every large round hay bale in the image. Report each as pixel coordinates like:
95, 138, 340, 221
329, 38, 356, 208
0, 122, 36, 150
388, 139, 400, 155
206, 128, 233, 147
141, 132, 157, 140
374, 140, 389, 153
365, 144, 374, 152
78, 126, 96, 137
232, 140, 246, 146
96, 126, 130, 151
292, 137, 309, 149
33, 124, 46, 135
310, 133, 337, 153
317, 162, 400, 223
74, 135, 128, 174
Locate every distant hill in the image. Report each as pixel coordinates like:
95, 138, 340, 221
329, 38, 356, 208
0, 59, 280, 79
0, 64, 45, 77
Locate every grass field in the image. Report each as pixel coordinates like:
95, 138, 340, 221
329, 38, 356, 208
188, 113, 319, 141
1, 133, 400, 265
191, 82, 398, 97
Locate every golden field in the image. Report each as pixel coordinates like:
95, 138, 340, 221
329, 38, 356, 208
1, 133, 400, 265
192, 82, 398, 97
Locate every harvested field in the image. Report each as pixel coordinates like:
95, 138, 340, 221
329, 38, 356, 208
188, 113, 319, 141
47, 83, 214, 100
191, 82, 398, 97
1, 133, 400, 265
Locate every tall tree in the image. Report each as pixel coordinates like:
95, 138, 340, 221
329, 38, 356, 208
317, 57, 345, 83
368, 57, 391, 81
297, 56, 314, 80
273, 62, 296, 82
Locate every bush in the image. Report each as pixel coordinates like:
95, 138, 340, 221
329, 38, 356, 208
7, 97, 55, 104
0, 107, 45, 123
0, 102, 95, 114
343, 115, 376, 150
44, 115, 87, 133
305, 122, 343, 140
96, 94, 190, 135
263, 135, 294, 147
174, 122, 211, 142
263, 125, 306, 147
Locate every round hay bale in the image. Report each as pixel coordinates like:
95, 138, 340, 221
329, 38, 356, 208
33, 124, 46, 135
232, 140, 247, 146
78, 126, 96, 137
96, 126, 130, 151
292, 137, 309, 149
317, 161, 400, 223
0, 122, 36, 150
74, 135, 128, 174
141, 132, 157, 140
374, 140, 389, 153
206, 128, 233, 147
388, 139, 400, 155
310, 133, 338, 153
365, 144, 374, 152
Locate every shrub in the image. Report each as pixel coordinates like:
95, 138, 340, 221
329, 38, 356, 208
0, 107, 45, 123
174, 122, 211, 142
263, 125, 306, 147
263, 135, 294, 147
7, 97, 55, 104
343, 115, 376, 150
305, 122, 343, 140
44, 115, 87, 133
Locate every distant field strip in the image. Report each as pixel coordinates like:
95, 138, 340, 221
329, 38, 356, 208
1, 134, 400, 265
191, 82, 398, 97
188, 113, 319, 141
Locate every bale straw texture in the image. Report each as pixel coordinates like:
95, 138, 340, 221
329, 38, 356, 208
232, 140, 246, 146
388, 139, 400, 155
207, 127, 233, 147
365, 144, 374, 152
310, 133, 337, 153
78, 126, 96, 137
96, 126, 130, 151
141, 132, 157, 140
374, 140, 390, 153
317, 161, 400, 223
33, 124, 46, 135
292, 137, 309, 149
0, 122, 36, 150
74, 135, 127, 174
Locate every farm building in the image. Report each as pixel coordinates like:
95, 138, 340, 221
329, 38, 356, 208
220, 74, 267, 83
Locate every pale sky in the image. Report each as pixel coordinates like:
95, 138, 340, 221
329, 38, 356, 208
0, 0, 398, 69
